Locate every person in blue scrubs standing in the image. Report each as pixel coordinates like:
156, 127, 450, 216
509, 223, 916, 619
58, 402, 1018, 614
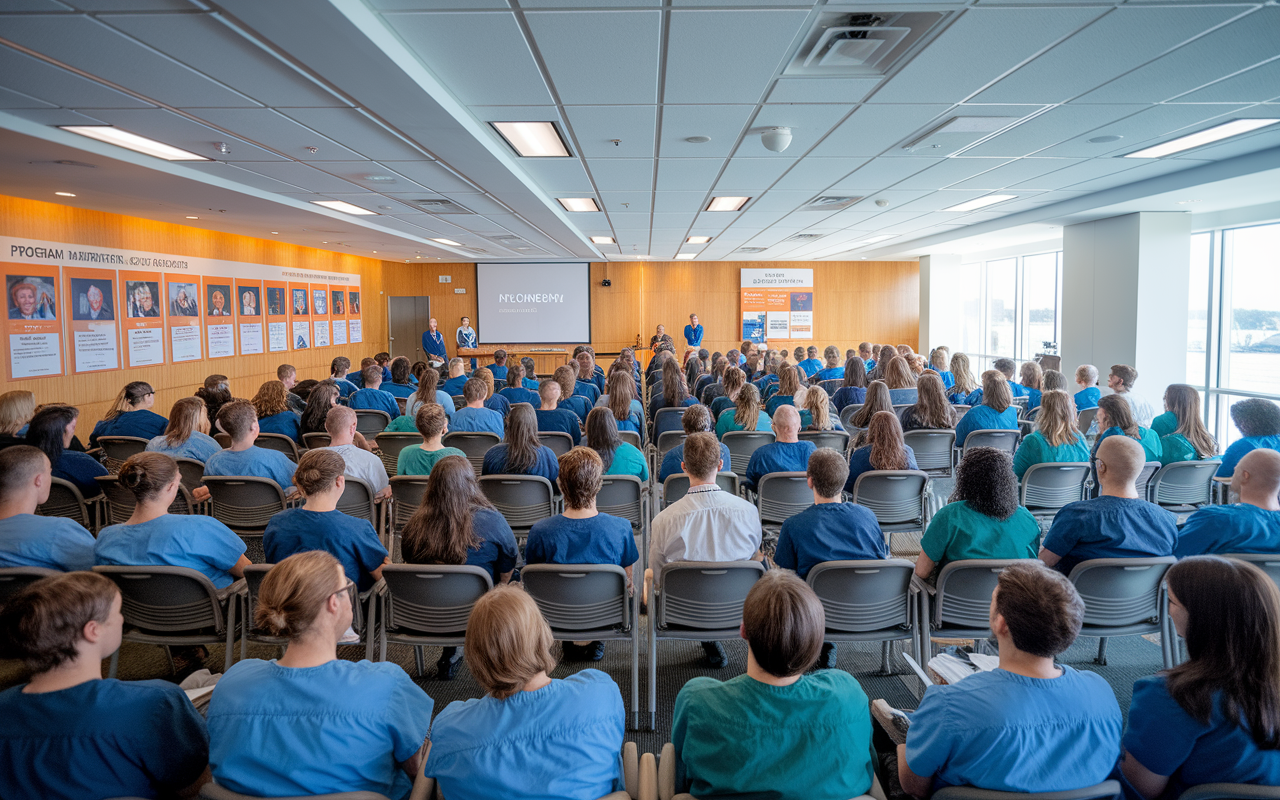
1121, 556, 1280, 796
684, 313, 704, 349
422, 316, 447, 368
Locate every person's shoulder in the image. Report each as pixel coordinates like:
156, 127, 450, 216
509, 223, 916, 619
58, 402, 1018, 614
562, 668, 622, 698
1008, 505, 1041, 527
595, 512, 634, 533
675, 675, 727, 703
803, 667, 868, 701
1129, 673, 1175, 708
96, 676, 192, 709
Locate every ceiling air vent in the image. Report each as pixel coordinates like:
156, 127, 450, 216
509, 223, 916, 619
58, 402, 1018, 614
414, 199, 472, 214
785, 233, 824, 242
900, 116, 1026, 156
784, 11, 947, 78
737, 247, 768, 253
803, 196, 863, 212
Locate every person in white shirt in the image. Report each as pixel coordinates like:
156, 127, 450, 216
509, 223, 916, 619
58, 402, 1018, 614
648, 431, 762, 668
322, 406, 390, 499
1109, 364, 1155, 428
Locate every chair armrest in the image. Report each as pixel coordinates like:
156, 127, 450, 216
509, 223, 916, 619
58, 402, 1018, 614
217, 578, 247, 603
911, 574, 934, 596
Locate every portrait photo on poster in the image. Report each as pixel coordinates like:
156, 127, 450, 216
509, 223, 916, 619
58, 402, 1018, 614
206, 284, 232, 317
331, 290, 344, 315
292, 288, 309, 316
126, 281, 161, 318
70, 277, 114, 321
168, 282, 199, 317
312, 289, 327, 316
267, 287, 283, 315
7, 275, 57, 320
348, 291, 360, 314
239, 286, 261, 317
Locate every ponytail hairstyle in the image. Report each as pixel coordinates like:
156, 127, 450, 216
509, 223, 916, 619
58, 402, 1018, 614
1098, 393, 1140, 440
104, 381, 154, 422
255, 550, 344, 639
163, 397, 210, 447
293, 448, 345, 497
117, 452, 179, 502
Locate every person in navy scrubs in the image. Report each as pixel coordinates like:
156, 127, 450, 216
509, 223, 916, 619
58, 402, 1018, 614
422, 317, 447, 368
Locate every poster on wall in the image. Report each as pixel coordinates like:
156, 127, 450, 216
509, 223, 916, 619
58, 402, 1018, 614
331, 288, 347, 346
3, 263, 62, 379
235, 279, 263, 355
288, 281, 311, 350
264, 279, 288, 352
65, 267, 120, 373
203, 276, 235, 359
740, 268, 814, 343
165, 274, 202, 362
348, 289, 362, 343
311, 283, 330, 348
119, 270, 165, 367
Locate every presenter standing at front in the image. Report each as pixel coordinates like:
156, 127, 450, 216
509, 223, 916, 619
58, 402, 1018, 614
422, 317, 447, 369
456, 315, 477, 371
684, 313, 704, 349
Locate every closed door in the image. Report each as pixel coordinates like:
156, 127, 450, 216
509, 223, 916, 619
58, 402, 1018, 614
388, 296, 430, 362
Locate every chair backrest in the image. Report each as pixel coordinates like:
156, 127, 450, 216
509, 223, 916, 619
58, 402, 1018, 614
892, 404, 912, 421
798, 429, 849, 453
619, 429, 642, 450
214, 432, 233, 449
301, 432, 332, 450
933, 559, 1038, 629
903, 429, 956, 473
355, 409, 391, 437
376, 432, 426, 476
97, 435, 149, 473
93, 564, 226, 633
537, 431, 574, 457
851, 470, 929, 527
389, 476, 430, 533
0, 566, 59, 603
1223, 553, 1280, 592
838, 404, 863, 431
952, 404, 971, 421
1133, 461, 1161, 500
655, 430, 688, 462
522, 564, 630, 635
96, 474, 138, 526
961, 428, 1019, 457
597, 475, 644, 529
1020, 462, 1090, 512
479, 474, 556, 531
36, 477, 93, 529
1077, 406, 1099, 432
441, 431, 500, 475
1149, 461, 1218, 508
452, 395, 466, 409
652, 407, 688, 441
203, 475, 287, 533
337, 476, 377, 523
1173, 784, 1280, 800
722, 430, 776, 475
1068, 557, 1175, 628
756, 471, 813, 524
381, 564, 492, 636
819, 379, 842, 396
173, 457, 207, 495
656, 561, 765, 632
396, 396, 407, 416
663, 472, 738, 507
254, 432, 300, 463
807, 559, 916, 633
932, 781, 1123, 800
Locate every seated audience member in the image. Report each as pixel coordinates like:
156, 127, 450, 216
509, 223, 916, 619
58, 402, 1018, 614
882, 357, 919, 405
1121, 556, 1280, 795
814, 345, 846, 382
0, 445, 95, 571
27, 404, 107, 499
946, 352, 979, 404
896, 563, 1121, 794
1043, 368, 1069, 393
929, 348, 955, 389
328, 356, 359, 397
277, 364, 308, 414
196, 374, 233, 424
961, 358, 1021, 406
398, 404, 464, 478
1092, 394, 1162, 464
322, 406, 390, 497
401, 455, 517, 678
650, 432, 763, 667
672, 571, 875, 800
1108, 363, 1156, 428
743, 406, 816, 493
482, 402, 559, 483
574, 352, 603, 404
427, 585, 626, 798
845, 411, 918, 494
685, 354, 705, 398
95, 453, 249, 589
473, 367, 511, 417
797, 345, 822, 377
1075, 364, 1101, 412
600, 369, 644, 437
848, 381, 895, 445
1175, 449, 1280, 556
900, 373, 956, 432
800, 382, 842, 432
1040, 435, 1178, 574
488, 349, 510, 382
954, 370, 1019, 448
520, 357, 541, 391
715, 383, 772, 439
499, 364, 540, 407
447, 377, 505, 438
856, 342, 875, 372
205, 401, 297, 495
764, 366, 805, 416
147, 396, 221, 463
264, 450, 388, 593
555, 364, 593, 423
586, 407, 649, 481
711, 366, 747, 419
1217, 397, 1280, 478
251, 380, 303, 444
348, 365, 402, 419
0, 571, 210, 799
440, 358, 468, 398
832, 357, 869, 412
1152, 384, 1219, 466
868, 345, 897, 382
293, 379, 321, 405
1013, 390, 1090, 479
650, 360, 699, 420
300, 382, 375, 451
375, 352, 394, 383
404, 366, 456, 419
89, 380, 168, 447
0, 389, 36, 450
207, 551, 431, 798
914, 447, 1039, 579
349, 358, 375, 390
535, 379, 582, 446
527, 447, 640, 660
1020, 361, 1044, 410
659, 404, 730, 484
379, 356, 417, 400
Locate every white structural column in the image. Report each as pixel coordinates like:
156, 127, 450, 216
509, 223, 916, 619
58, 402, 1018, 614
1061, 212, 1192, 400
918, 253, 961, 356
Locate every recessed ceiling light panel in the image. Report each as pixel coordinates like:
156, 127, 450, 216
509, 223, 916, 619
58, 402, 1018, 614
706, 196, 750, 212
857, 234, 898, 245
686, 236, 712, 244
312, 200, 378, 215
431, 238, 462, 247
1124, 119, 1280, 158
675, 253, 697, 259
944, 194, 1017, 212
491, 121, 572, 157
558, 197, 600, 212
590, 236, 615, 244
59, 126, 209, 161
55, 191, 76, 197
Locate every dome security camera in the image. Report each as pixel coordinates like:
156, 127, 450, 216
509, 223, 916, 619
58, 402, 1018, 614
761, 127, 793, 153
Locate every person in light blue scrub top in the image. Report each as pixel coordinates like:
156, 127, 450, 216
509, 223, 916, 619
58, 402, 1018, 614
0, 445, 96, 571
1175, 449, 1280, 557
146, 397, 221, 464
898, 562, 1122, 795
954, 371, 1020, 449
209, 551, 433, 800
205, 400, 298, 495
1121, 556, 1280, 797
427, 585, 626, 800
448, 378, 506, 438
1216, 397, 1280, 478
1074, 364, 1101, 412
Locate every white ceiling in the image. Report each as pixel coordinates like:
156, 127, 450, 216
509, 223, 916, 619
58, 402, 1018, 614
0, 0, 1278, 263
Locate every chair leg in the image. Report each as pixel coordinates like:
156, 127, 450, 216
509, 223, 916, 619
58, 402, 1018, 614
879, 641, 891, 675
1095, 636, 1108, 666
648, 590, 657, 732
108, 647, 120, 679
224, 600, 236, 673
414, 645, 425, 678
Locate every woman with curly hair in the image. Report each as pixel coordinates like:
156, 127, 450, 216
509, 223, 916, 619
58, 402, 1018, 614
913, 446, 1039, 579
1152, 385, 1219, 467
250, 380, 302, 444
833, 357, 868, 412
844, 410, 917, 493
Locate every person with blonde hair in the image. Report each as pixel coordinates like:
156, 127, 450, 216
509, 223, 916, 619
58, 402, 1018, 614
470, 366, 510, 417
251, 380, 303, 444
1074, 364, 1101, 412
764, 365, 805, 416
800, 381, 841, 432
0, 389, 35, 448
90, 380, 167, 446
1152, 384, 1219, 466
426, 585, 627, 797
954, 370, 1019, 448
1020, 361, 1044, 410
947, 352, 979, 403
1013, 390, 1090, 480
598, 368, 643, 436
929, 348, 954, 389
900, 373, 955, 432
554, 363, 592, 424
146, 396, 221, 463
207, 551, 432, 798
715, 382, 771, 439
845, 410, 917, 493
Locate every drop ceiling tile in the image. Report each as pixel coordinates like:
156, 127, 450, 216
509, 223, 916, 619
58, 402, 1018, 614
826, 157, 941, 193
188, 108, 364, 161
655, 158, 722, 192
731, 210, 788, 228
714, 157, 796, 193
0, 0, 74, 9
0, 87, 54, 109
181, 161, 308, 193
769, 157, 868, 192
651, 212, 698, 229
75, 108, 284, 162
767, 79, 880, 105
1034, 104, 1251, 158
275, 108, 427, 161
387, 12, 554, 106
891, 158, 1015, 190
7, 107, 106, 126
944, 158, 1084, 191
316, 162, 434, 193
654, 192, 709, 213
441, 194, 511, 214
1062, 158, 1210, 192
63, 0, 195, 9
563, 106, 656, 159
658, 104, 756, 158
588, 158, 654, 192
734, 104, 851, 158
663, 9, 811, 105
236, 162, 366, 194
747, 191, 823, 213
608, 212, 654, 230
516, 158, 593, 194
808, 104, 951, 158
1006, 157, 1140, 191
971, 6, 1243, 104
0, 46, 154, 109
962, 104, 1148, 157
526, 11, 661, 105
1171, 59, 1280, 104
598, 191, 652, 214
884, 191, 997, 214
873, 7, 1108, 104
379, 160, 481, 193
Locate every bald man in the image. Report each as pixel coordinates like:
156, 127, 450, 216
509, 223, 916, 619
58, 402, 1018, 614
1040, 436, 1179, 574
1175, 448, 1280, 556
742, 405, 816, 493
322, 405, 391, 498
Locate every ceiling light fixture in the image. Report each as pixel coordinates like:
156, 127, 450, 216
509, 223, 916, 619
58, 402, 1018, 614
944, 194, 1017, 212
186, 215, 199, 219
431, 238, 462, 247
1124, 119, 1280, 158
54, 191, 76, 197
706, 196, 750, 212
686, 236, 712, 244
857, 234, 898, 245
590, 236, 615, 244
312, 199, 378, 215
558, 197, 600, 212
675, 253, 697, 260
491, 121, 572, 157
59, 126, 209, 161
271, 231, 279, 234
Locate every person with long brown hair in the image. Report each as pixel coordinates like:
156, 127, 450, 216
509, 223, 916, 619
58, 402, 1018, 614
849, 380, 894, 434
649, 359, 697, 419
844, 410, 917, 493
711, 365, 747, 419
764, 365, 805, 416
401, 455, 517, 678
481, 402, 559, 483
599, 368, 643, 436
554, 363, 592, 424
1020, 361, 1044, 410
498, 363, 539, 407
251, 380, 303, 443
90, 381, 167, 446
405, 366, 457, 419
715, 382, 771, 438
832, 357, 868, 412
1122, 555, 1280, 794
1093, 393, 1162, 464
801, 381, 841, 431
585, 407, 648, 480
299, 381, 376, 450
954, 370, 1019, 448
1152, 384, 1219, 466
146, 396, 221, 463
1013, 390, 1089, 480
947, 352, 979, 403
867, 345, 897, 382
575, 350, 604, 401
900, 372, 955, 432
880, 357, 918, 404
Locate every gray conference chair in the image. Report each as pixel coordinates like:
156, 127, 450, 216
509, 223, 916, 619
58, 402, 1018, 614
37, 477, 101, 532
387, 476, 430, 557
203, 475, 289, 546
654, 430, 687, 467
0, 566, 58, 603
537, 431, 574, 457
253, 432, 300, 463
722, 430, 775, 477
1067, 556, 1176, 668
597, 474, 649, 568
818, 379, 842, 396
479, 474, 556, 540
903, 429, 956, 478
441, 431, 500, 476
337, 476, 384, 545
932, 782, 1122, 800
354, 409, 392, 437
96, 435, 149, 474
798, 429, 849, 453
1019, 462, 1090, 524
838, 404, 864, 431
923, 559, 1039, 658
960, 428, 1019, 459
1148, 460, 1219, 511
1077, 407, 1100, 436
1175, 784, 1280, 800
240, 563, 375, 662
807, 559, 920, 674
619, 429, 642, 451
1224, 553, 1280, 592
1133, 461, 1162, 501
376, 564, 492, 677
301, 432, 332, 450
375, 432, 424, 477
662, 472, 738, 509
755, 471, 813, 528
850, 469, 930, 538
96, 474, 193, 525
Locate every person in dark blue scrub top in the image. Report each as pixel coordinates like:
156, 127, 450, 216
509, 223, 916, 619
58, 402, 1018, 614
89, 380, 169, 447
534, 379, 581, 446
1121, 556, 1280, 796
1176, 449, 1280, 556
684, 313, 704, 349
422, 317, 447, 367
742, 406, 815, 493
482, 403, 560, 485
26, 404, 108, 499
0, 445, 96, 571
348, 365, 401, 420
498, 364, 540, 407
0, 571, 210, 800
252, 380, 304, 444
